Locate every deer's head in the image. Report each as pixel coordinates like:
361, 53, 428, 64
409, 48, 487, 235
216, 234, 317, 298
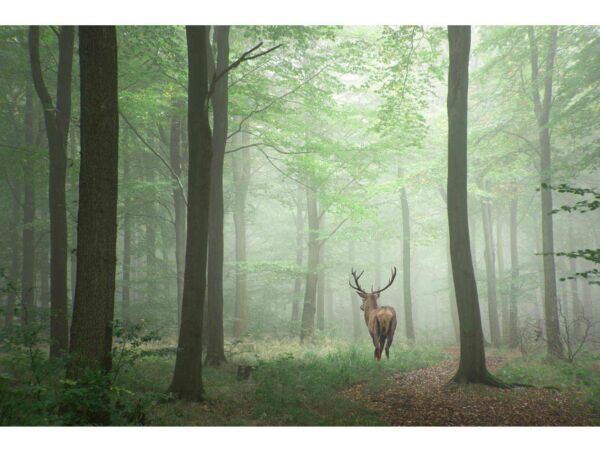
349, 267, 397, 310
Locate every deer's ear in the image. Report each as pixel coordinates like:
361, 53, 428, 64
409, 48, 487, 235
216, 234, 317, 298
358, 292, 367, 299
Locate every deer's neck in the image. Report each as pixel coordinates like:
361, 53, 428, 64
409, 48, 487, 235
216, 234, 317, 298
363, 298, 379, 324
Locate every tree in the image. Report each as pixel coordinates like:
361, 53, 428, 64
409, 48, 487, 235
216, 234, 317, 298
169, 26, 212, 401
446, 26, 502, 386
400, 184, 415, 342
508, 195, 519, 348
20, 84, 35, 326
28, 25, 74, 357
206, 25, 230, 367
527, 26, 563, 359
480, 188, 501, 346
68, 26, 119, 377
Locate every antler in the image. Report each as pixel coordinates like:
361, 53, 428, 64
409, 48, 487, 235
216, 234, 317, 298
372, 267, 397, 295
348, 268, 367, 294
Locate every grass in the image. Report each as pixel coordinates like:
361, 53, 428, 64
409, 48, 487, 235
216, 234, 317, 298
120, 337, 449, 425
494, 350, 600, 424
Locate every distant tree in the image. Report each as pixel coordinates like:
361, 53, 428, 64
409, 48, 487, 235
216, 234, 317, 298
169, 26, 212, 401
400, 183, 415, 342
527, 26, 564, 360
446, 26, 503, 385
28, 25, 74, 357
68, 26, 119, 378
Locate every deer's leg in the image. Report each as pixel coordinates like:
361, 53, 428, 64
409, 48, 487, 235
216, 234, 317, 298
385, 334, 393, 359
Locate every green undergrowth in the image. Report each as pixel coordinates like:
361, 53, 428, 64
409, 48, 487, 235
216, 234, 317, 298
138, 338, 448, 425
495, 350, 600, 424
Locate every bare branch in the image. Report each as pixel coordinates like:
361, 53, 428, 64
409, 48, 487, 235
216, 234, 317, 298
120, 111, 188, 206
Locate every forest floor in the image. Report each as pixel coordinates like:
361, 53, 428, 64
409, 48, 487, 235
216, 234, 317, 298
345, 348, 599, 426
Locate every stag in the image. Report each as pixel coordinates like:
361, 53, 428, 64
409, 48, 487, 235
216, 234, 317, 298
349, 267, 397, 361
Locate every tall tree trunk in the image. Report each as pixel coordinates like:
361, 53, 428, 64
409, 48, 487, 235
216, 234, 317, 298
300, 183, 320, 343
447, 26, 499, 385
480, 194, 501, 346
349, 241, 361, 339
292, 183, 304, 322
144, 152, 157, 304
29, 26, 74, 357
496, 207, 509, 343
68, 26, 119, 379
400, 185, 415, 342
567, 226, 584, 340
232, 123, 250, 338
169, 26, 212, 401
169, 99, 186, 328
316, 212, 325, 331
206, 26, 230, 367
21, 84, 36, 326
122, 149, 132, 324
6, 179, 21, 329
508, 196, 519, 348
528, 26, 563, 359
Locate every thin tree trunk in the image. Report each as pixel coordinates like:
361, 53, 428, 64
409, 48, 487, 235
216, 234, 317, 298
21, 83, 36, 326
6, 179, 21, 329
122, 149, 132, 324
528, 26, 563, 359
232, 122, 250, 338
29, 26, 74, 357
68, 26, 119, 380
480, 194, 501, 346
496, 207, 509, 343
508, 196, 519, 348
568, 225, 584, 340
300, 183, 320, 343
400, 185, 415, 342
447, 26, 499, 385
169, 98, 186, 328
169, 26, 212, 401
316, 211, 325, 331
206, 26, 230, 367
292, 183, 304, 322
349, 241, 361, 339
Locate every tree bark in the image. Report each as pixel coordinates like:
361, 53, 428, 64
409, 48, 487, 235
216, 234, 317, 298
292, 183, 304, 322
447, 26, 499, 385
232, 122, 250, 338
169, 26, 212, 401
29, 26, 74, 357
21, 83, 36, 326
528, 26, 563, 359
400, 185, 415, 342
480, 194, 501, 346
508, 196, 519, 348
68, 26, 119, 378
206, 26, 230, 367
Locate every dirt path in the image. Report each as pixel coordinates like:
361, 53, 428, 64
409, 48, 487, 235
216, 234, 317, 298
345, 352, 596, 426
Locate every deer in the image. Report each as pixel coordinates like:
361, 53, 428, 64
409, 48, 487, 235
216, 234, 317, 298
349, 267, 398, 361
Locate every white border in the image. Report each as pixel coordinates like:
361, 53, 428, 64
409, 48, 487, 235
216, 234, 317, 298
1, 0, 600, 25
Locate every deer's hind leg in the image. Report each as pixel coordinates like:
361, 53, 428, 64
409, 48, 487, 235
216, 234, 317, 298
385, 320, 397, 359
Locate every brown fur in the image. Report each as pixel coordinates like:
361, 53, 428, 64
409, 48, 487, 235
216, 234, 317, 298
361, 294, 397, 361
